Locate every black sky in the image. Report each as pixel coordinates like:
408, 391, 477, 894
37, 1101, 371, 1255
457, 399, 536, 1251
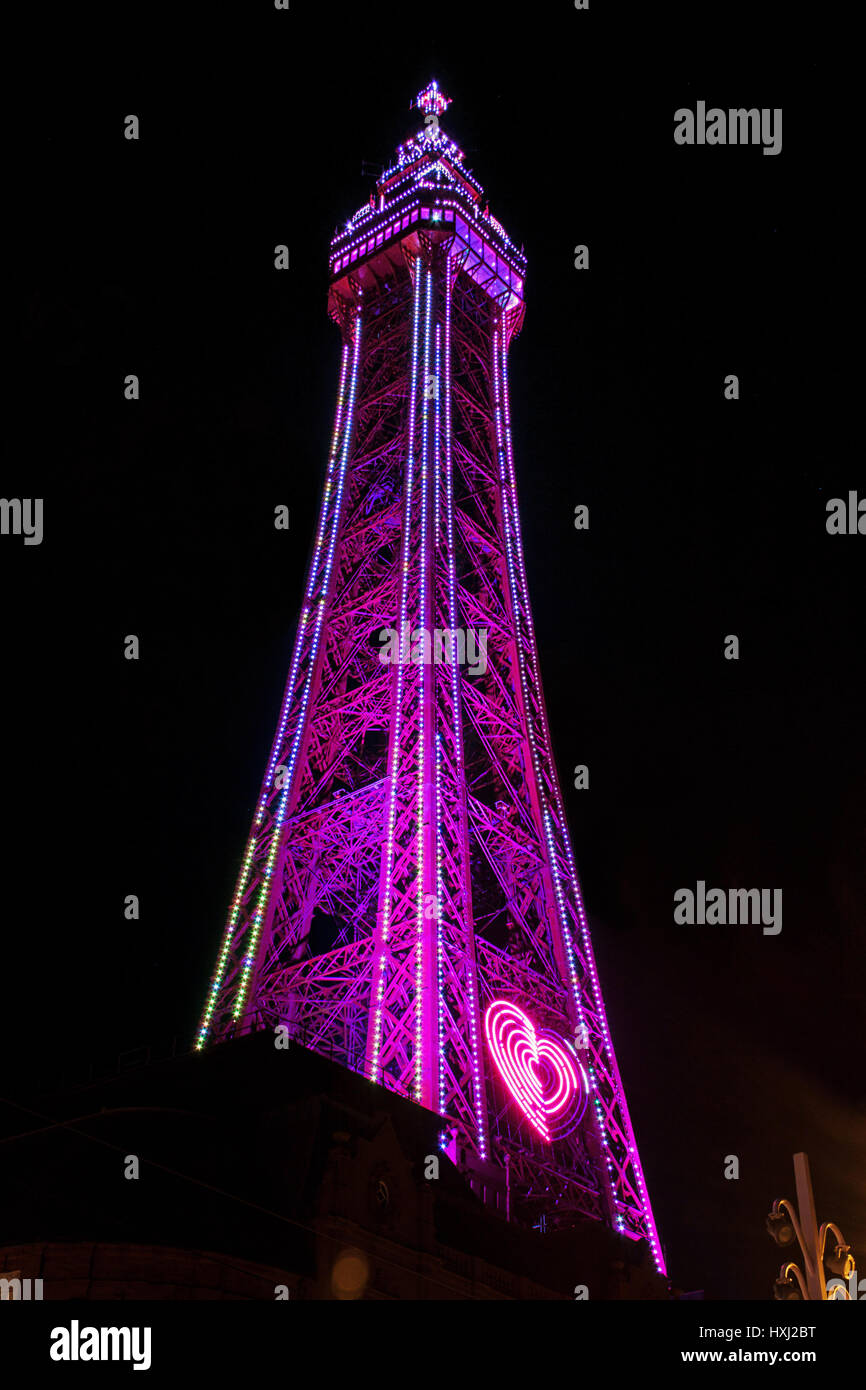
7, 2, 864, 1298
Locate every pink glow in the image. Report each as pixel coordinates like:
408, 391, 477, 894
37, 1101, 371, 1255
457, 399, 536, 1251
484, 1000, 588, 1143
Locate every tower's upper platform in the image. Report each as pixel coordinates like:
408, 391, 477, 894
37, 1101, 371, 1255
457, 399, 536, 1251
328, 81, 525, 325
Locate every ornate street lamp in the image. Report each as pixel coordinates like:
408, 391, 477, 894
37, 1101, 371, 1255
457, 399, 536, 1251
767, 1152, 857, 1300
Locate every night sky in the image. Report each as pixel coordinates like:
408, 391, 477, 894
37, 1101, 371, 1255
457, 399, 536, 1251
7, 2, 863, 1299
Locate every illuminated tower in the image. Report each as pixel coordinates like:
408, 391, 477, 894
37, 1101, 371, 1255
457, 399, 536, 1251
197, 81, 663, 1267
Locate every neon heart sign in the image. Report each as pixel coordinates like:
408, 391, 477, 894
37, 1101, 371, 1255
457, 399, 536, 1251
484, 999, 588, 1142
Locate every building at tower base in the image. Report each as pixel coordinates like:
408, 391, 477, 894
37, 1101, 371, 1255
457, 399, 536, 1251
0, 1034, 667, 1300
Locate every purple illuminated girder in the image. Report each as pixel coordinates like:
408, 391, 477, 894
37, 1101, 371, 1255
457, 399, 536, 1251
197, 95, 664, 1270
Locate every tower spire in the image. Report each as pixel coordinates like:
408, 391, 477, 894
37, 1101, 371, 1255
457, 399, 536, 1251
412, 78, 451, 120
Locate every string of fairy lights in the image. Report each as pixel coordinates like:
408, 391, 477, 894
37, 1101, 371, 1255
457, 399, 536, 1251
234, 309, 364, 1025
495, 326, 666, 1272
197, 314, 364, 1046
195, 343, 353, 1050
489, 320, 602, 1160
489, 318, 633, 1235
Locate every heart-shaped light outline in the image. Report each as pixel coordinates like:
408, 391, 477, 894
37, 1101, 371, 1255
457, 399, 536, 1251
484, 999, 588, 1142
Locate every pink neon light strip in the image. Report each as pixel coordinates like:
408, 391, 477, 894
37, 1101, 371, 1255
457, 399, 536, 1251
232, 312, 364, 1025
197, 343, 352, 1047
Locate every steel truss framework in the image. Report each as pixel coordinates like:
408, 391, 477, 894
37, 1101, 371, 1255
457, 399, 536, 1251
197, 86, 664, 1271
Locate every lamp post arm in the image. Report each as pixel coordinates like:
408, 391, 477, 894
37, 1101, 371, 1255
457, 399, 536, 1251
780, 1262, 810, 1301
818, 1220, 848, 1260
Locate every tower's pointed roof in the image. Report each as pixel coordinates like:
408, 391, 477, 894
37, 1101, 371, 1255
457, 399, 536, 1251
329, 81, 525, 323
374, 77, 484, 213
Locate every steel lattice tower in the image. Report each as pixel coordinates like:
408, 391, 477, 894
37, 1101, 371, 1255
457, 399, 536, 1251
197, 81, 664, 1269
